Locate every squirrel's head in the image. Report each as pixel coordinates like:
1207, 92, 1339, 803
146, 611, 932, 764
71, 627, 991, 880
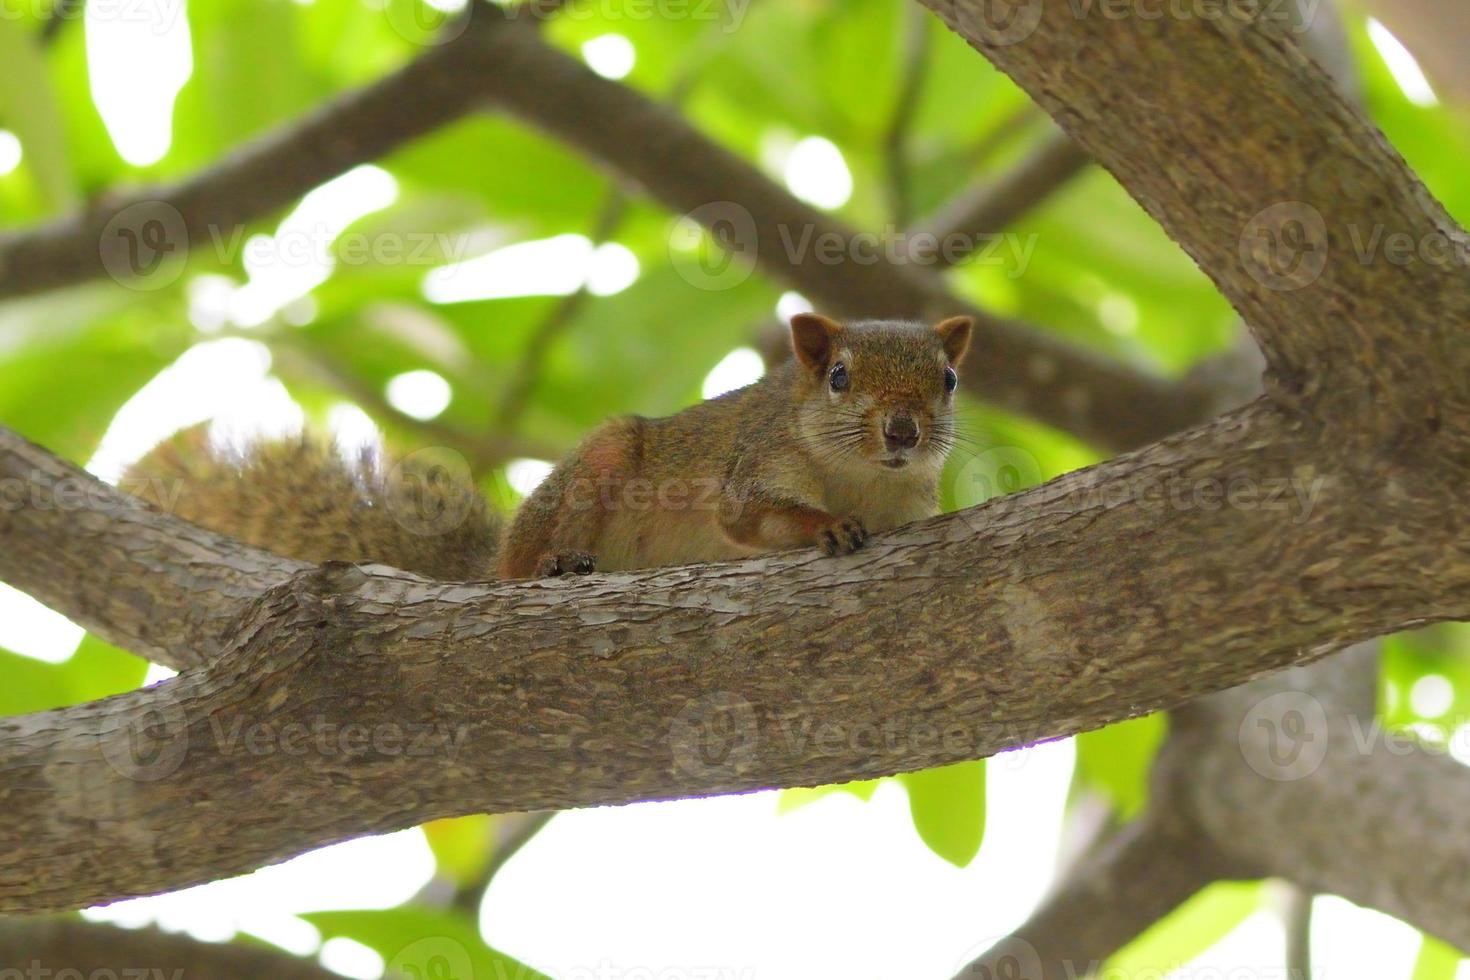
789, 313, 972, 475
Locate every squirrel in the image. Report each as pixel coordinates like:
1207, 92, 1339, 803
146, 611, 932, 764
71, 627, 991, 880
125, 313, 972, 580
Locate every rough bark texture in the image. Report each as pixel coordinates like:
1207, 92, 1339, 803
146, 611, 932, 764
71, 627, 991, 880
1166, 645, 1470, 951
918, 0, 1470, 435
0, 428, 306, 669
2, 392, 1469, 911
0, 917, 338, 978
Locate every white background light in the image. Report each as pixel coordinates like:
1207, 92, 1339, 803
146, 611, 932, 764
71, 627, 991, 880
385, 370, 453, 421
581, 34, 636, 80
0, 131, 22, 176
784, 136, 853, 210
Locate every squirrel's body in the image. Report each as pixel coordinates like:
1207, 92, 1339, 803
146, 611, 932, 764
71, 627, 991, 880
126, 314, 971, 580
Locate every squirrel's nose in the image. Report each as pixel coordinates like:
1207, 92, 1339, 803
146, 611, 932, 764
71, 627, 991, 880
883, 413, 920, 451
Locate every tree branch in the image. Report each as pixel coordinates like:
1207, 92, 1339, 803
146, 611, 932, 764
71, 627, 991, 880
1284, 886, 1315, 980
883, 3, 935, 227
0, 917, 337, 979
0, 427, 305, 670
953, 813, 1223, 980
5, 393, 1470, 910
1166, 645, 1470, 951
912, 130, 1090, 263
918, 0, 1470, 430
0, 8, 507, 299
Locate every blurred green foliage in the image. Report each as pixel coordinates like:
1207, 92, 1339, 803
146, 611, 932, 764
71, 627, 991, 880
1, 0, 1469, 973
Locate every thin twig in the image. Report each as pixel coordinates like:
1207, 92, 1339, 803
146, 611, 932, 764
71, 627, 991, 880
268, 338, 560, 474
450, 811, 557, 916
911, 129, 1090, 264
39, 0, 83, 45
492, 23, 719, 431
883, 4, 934, 227
493, 191, 630, 430
1284, 886, 1314, 980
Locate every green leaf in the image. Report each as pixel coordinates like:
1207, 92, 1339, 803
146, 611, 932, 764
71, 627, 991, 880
898, 760, 986, 868
66, 635, 151, 703
1412, 933, 1467, 980
0, 635, 145, 716
1107, 880, 1262, 974
0, 15, 78, 211
422, 814, 495, 887
167, 0, 324, 171
0, 648, 77, 716
0, 289, 190, 463
777, 779, 881, 814
305, 907, 549, 980
1074, 712, 1169, 820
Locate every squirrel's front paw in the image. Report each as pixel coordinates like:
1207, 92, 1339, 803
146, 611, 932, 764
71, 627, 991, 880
536, 550, 598, 577
817, 516, 867, 556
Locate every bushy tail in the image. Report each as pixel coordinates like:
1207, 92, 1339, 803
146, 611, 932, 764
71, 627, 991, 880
123, 426, 501, 580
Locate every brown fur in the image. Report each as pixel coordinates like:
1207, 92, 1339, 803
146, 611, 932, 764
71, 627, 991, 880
123, 425, 500, 580
125, 315, 971, 581
499, 315, 971, 577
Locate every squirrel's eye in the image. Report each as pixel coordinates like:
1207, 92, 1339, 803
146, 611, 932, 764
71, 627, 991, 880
829, 363, 849, 393
944, 365, 958, 393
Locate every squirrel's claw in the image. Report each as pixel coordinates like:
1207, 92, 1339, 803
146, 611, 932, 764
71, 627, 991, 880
818, 517, 868, 557
536, 550, 598, 577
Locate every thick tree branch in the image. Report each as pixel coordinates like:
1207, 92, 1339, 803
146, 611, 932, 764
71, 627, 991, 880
0, 428, 305, 670
0, 917, 337, 979
954, 812, 1222, 980
5, 397, 1470, 909
1164, 646, 1470, 951
918, 0, 1470, 432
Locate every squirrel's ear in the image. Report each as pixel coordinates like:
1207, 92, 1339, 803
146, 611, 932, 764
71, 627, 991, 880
934, 315, 973, 366
790, 313, 843, 372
